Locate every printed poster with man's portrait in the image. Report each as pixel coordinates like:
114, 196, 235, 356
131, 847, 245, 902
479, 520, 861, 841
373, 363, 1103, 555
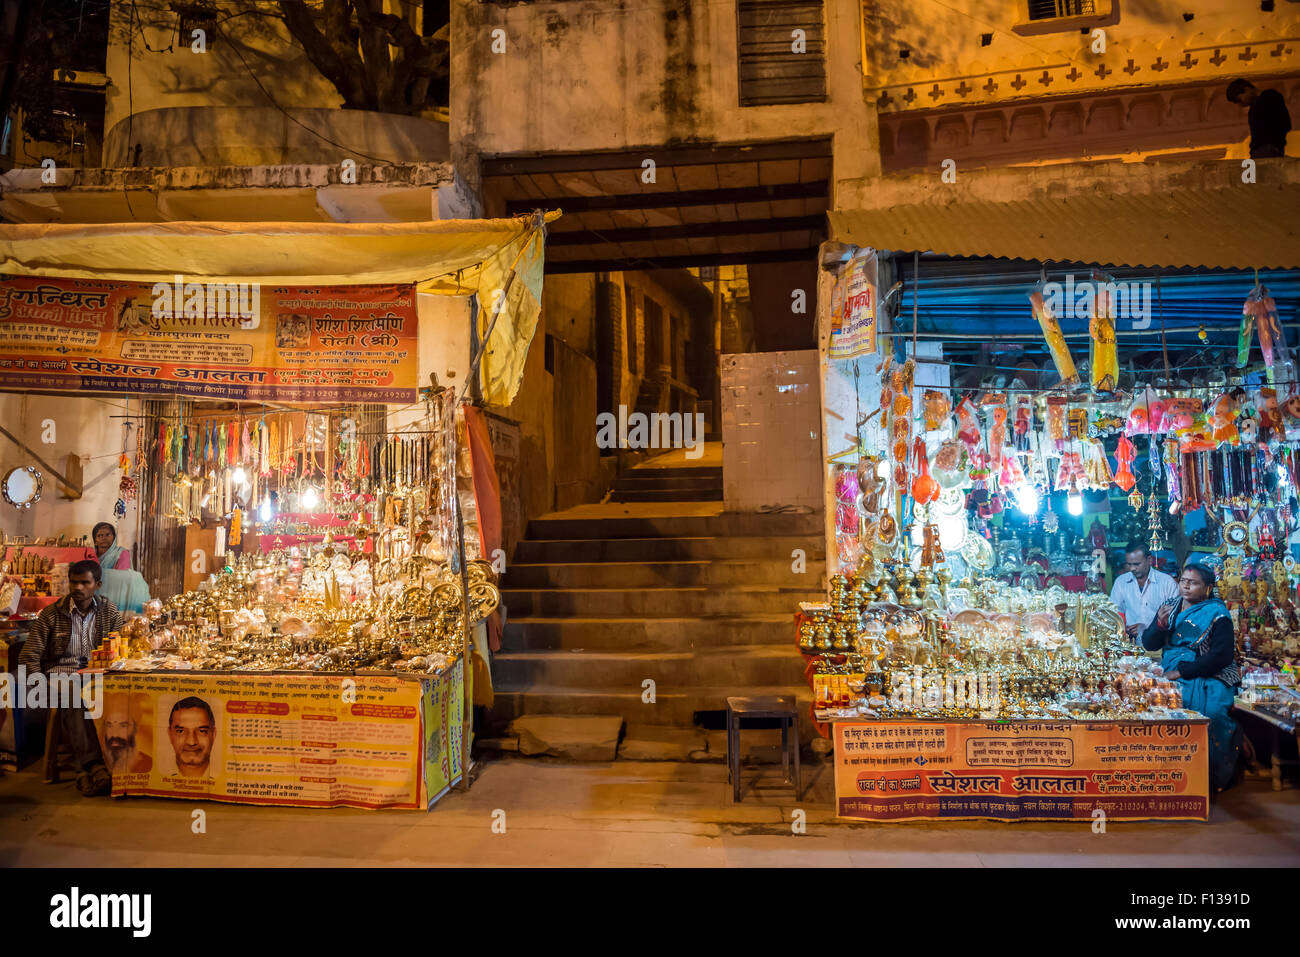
92, 672, 446, 810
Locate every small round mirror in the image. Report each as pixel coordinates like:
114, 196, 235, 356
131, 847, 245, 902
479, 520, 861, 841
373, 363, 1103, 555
2, 467, 42, 509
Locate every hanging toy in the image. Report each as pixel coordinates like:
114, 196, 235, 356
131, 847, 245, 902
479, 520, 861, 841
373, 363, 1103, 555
1237, 403, 1262, 447
955, 396, 982, 453
1088, 270, 1119, 394
910, 436, 939, 504
890, 360, 914, 489
1082, 439, 1115, 490
1067, 407, 1089, 442
1177, 412, 1215, 454
1012, 395, 1032, 451
984, 394, 1008, 471
1211, 392, 1240, 446
1241, 284, 1292, 376
1113, 436, 1137, 492
1258, 387, 1283, 442
1046, 395, 1068, 450
1028, 281, 1079, 385
922, 390, 950, 432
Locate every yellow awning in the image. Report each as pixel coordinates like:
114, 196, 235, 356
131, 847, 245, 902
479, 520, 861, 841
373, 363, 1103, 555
0, 215, 560, 406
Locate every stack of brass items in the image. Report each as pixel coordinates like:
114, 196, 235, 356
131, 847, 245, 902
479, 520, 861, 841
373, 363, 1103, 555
800, 562, 1200, 722
112, 545, 500, 675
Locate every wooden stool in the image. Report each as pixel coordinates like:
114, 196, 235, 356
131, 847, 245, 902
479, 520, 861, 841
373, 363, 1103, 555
726, 695, 800, 803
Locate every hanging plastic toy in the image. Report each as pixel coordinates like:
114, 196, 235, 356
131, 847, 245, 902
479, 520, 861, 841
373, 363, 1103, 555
1112, 436, 1137, 492
1088, 270, 1119, 394
1028, 281, 1079, 385
910, 436, 939, 505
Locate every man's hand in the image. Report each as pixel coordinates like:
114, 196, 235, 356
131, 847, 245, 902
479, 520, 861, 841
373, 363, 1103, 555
1155, 604, 1172, 630
1165, 669, 1181, 681
1126, 622, 1143, 637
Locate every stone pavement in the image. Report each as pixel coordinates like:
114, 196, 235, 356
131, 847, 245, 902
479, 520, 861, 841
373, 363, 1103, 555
0, 756, 1297, 867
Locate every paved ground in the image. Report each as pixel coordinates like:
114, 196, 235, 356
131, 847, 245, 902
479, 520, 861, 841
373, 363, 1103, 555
1, 755, 1297, 867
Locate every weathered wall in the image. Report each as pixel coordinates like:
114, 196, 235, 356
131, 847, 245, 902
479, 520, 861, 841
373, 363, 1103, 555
864, 0, 1291, 97
0, 393, 139, 549
452, 0, 877, 194
104, 3, 341, 134
101, 4, 449, 167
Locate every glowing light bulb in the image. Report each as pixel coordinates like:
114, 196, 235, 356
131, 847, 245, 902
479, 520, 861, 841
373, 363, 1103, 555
302, 485, 319, 509
1278, 465, 1290, 487
258, 498, 272, 522
231, 466, 247, 484
1015, 485, 1039, 516
1067, 491, 1083, 516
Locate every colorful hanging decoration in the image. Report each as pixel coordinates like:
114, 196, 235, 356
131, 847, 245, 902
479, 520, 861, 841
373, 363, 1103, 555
1028, 281, 1078, 385
1112, 436, 1137, 492
1088, 270, 1119, 394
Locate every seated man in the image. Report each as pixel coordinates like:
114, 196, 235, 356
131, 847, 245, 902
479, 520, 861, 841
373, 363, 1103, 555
18, 560, 122, 796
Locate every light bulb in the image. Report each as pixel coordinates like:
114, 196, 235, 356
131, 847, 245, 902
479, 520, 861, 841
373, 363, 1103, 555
302, 485, 319, 509
258, 498, 272, 522
1015, 485, 1039, 516
1067, 491, 1083, 516
231, 466, 247, 484
1278, 465, 1290, 487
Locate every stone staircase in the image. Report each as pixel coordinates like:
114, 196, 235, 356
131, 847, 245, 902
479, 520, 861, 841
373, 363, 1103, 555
609, 465, 722, 503
490, 496, 825, 759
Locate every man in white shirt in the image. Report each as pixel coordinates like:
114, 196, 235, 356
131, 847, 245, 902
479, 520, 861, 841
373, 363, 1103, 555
1109, 542, 1179, 639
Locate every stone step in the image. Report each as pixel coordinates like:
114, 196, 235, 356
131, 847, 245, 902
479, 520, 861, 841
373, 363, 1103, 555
504, 559, 823, 589
493, 645, 805, 689
500, 585, 821, 617
613, 725, 795, 763
626, 466, 723, 480
525, 511, 822, 541
512, 535, 825, 564
613, 474, 722, 490
609, 488, 723, 503
502, 615, 795, 652
508, 714, 624, 762
491, 684, 812, 730
617, 723, 709, 761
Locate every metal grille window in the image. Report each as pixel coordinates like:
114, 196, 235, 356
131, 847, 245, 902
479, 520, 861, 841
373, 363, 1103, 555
1027, 0, 1095, 19
737, 0, 826, 107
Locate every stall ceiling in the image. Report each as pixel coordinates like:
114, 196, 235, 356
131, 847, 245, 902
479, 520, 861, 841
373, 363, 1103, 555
888, 254, 1300, 376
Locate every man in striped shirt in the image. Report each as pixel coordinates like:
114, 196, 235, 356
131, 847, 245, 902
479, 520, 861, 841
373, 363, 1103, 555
19, 559, 122, 796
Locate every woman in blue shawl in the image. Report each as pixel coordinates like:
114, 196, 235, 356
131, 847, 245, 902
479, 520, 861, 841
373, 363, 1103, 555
1142, 563, 1241, 793
90, 521, 151, 615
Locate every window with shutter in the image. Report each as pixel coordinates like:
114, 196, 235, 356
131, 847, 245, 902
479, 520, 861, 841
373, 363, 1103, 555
737, 0, 826, 107
1027, 0, 1096, 20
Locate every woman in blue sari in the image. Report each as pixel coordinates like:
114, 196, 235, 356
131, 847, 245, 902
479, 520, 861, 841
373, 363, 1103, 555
90, 521, 151, 615
1141, 563, 1241, 793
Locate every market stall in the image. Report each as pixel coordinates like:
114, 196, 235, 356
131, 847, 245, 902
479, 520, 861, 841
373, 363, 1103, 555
0, 216, 549, 806
790, 246, 1300, 821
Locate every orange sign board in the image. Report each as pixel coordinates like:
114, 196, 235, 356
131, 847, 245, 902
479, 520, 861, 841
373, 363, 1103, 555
834, 719, 1210, 822
0, 277, 418, 402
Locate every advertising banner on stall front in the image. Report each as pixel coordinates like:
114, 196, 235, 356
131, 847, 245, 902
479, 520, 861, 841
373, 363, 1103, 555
834, 720, 1210, 822
94, 671, 447, 810
827, 249, 877, 359
0, 277, 418, 402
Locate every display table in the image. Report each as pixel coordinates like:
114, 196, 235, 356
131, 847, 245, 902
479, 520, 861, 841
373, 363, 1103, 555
832, 718, 1210, 822
91, 662, 467, 810
1233, 697, 1298, 792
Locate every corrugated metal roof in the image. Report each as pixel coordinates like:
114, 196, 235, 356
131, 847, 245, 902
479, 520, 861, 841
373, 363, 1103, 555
829, 159, 1300, 270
